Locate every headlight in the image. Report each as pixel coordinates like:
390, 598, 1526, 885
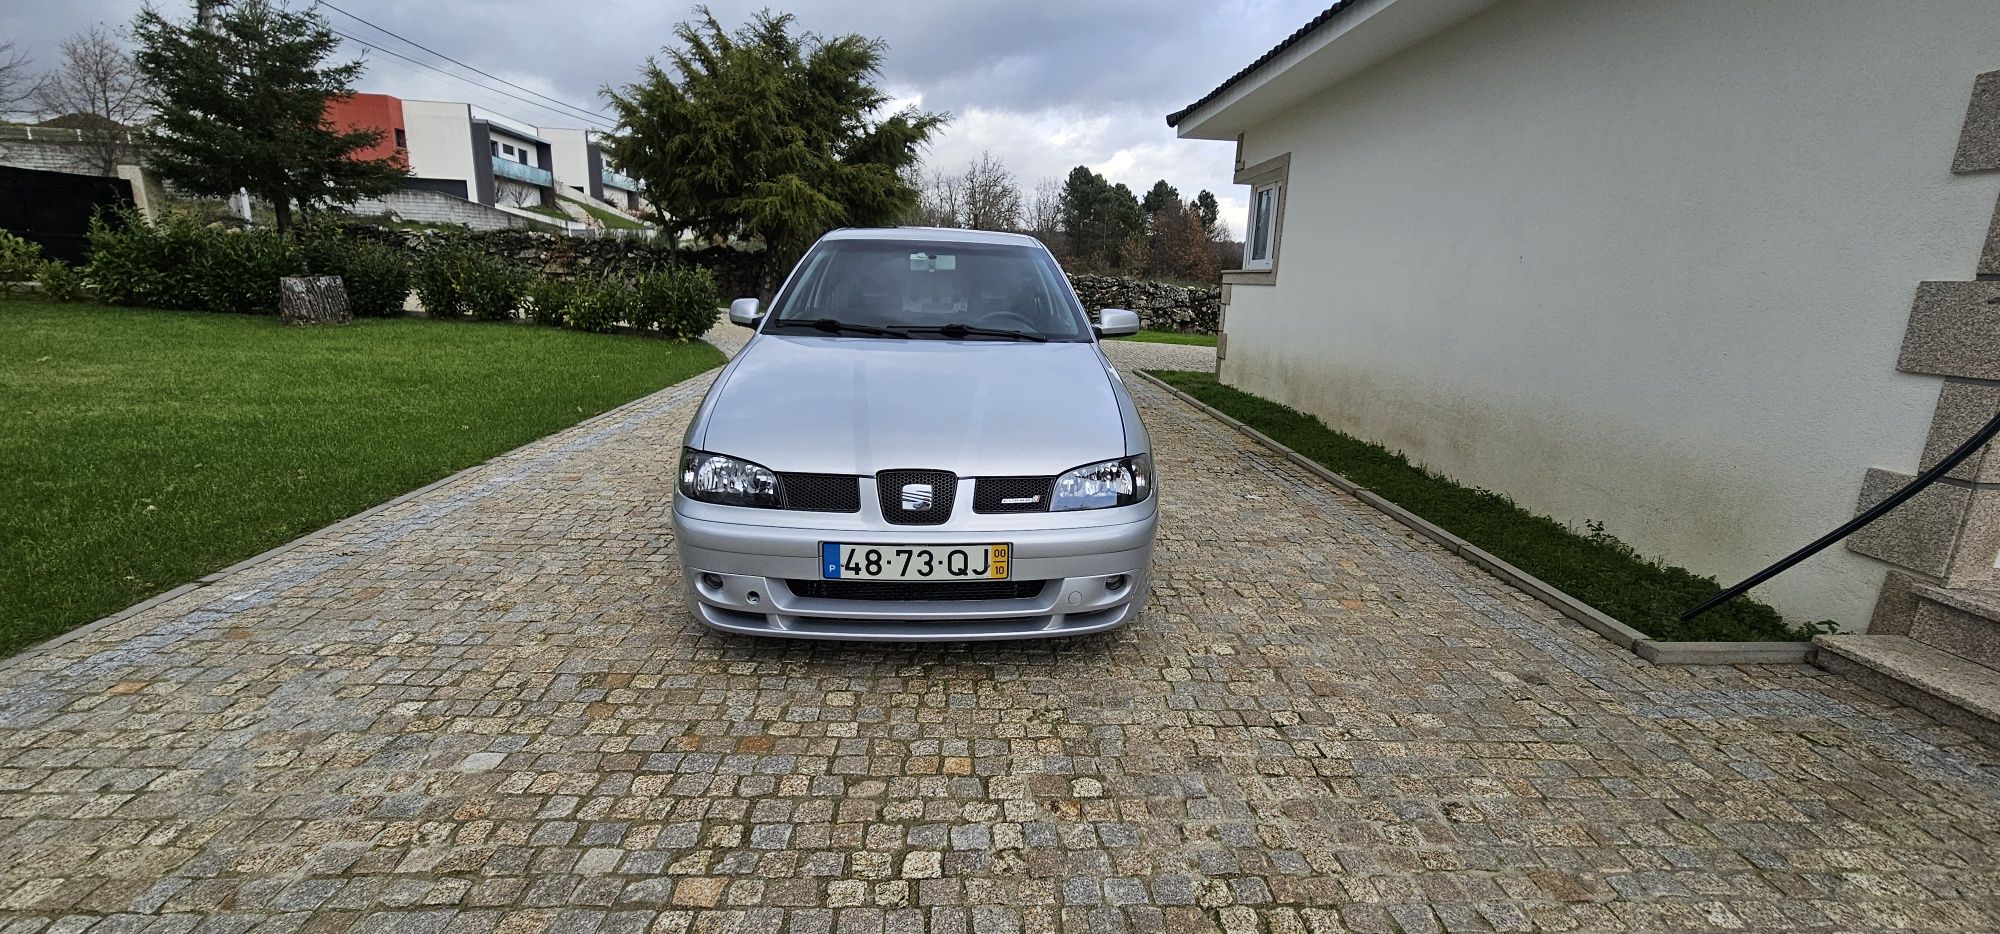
1049, 454, 1153, 511
680, 448, 782, 508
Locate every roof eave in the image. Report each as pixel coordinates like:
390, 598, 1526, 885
1168, 0, 1503, 141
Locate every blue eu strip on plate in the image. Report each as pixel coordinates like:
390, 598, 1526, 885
822, 542, 842, 579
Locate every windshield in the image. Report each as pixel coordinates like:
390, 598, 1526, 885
764, 238, 1093, 342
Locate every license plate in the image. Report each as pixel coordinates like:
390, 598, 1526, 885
821, 543, 1010, 581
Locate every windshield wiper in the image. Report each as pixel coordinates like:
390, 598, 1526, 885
909, 323, 1049, 343
769, 317, 910, 339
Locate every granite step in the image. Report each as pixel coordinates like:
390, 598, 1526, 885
1815, 633, 2000, 746
1909, 582, 2000, 669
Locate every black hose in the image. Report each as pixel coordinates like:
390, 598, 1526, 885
1681, 406, 2000, 622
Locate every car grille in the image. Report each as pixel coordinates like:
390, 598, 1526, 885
876, 469, 956, 524
777, 472, 861, 512
788, 579, 1046, 601
973, 476, 1053, 513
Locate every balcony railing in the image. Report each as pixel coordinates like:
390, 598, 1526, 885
601, 167, 638, 191
491, 156, 553, 188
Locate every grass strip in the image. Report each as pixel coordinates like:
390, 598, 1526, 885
1146, 369, 1811, 642
1, 299, 723, 654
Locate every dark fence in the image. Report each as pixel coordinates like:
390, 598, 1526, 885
0, 165, 134, 263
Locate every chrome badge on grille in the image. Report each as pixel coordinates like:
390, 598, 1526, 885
900, 483, 934, 511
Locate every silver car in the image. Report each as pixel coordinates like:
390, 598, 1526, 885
672, 227, 1158, 641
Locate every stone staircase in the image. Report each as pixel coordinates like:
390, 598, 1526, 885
1813, 69, 2000, 746
1818, 579, 2000, 745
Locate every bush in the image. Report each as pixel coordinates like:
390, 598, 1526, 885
301, 231, 411, 317
567, 277, 638, 333
0, 229, 42, 283
526, 277, 576, 326
36, 261, 87, 302
84, 209, 299, 313
634, 265, 721, 340
193, 227, 303, 314
461, 255, 528, 322
413, 238, 525, 321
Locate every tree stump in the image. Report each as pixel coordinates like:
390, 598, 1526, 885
279, 276, 351, 325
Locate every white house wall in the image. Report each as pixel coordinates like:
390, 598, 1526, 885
538, 126, 592, 195
1221, 0, 2000, 629
399, 100, 476, 194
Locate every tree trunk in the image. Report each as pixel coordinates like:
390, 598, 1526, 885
279, 275, 351, 325
272, 196, 292, 233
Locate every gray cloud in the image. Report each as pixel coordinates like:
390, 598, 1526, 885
4, 0, 1327, 236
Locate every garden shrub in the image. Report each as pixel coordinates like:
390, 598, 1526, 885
460, 254, 528, 322
411, 238, 474, 319
526, 276, 576, 326
192, 227, 303, 314
84, 209, 299, 313
36, 261, 88, 302
567, 277, 637, 333
413, 238, 525, 321
0, 229, 42, 283
301, 230, 411, 317
635, 265, 721, 341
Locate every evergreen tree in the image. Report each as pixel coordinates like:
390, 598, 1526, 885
1140, 179, 1180, 219
607, 8, 945, 288
1193, 190, 1223, 239
133, 0, 406, 231
1059, 166, 1143, 271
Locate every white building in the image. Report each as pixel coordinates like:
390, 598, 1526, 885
535, 125, 648, 216
1170, 0, 2000, 721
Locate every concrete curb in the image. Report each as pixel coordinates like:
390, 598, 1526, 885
3, 359, 726, 671
1133, 371, 1816, 667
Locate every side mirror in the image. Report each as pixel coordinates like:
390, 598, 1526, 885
728, 297, 763, 328
1096, 308, 1141, 337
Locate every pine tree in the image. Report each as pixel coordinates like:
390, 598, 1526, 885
606, 8, 945, 289
133, 0, 405, 231
1059, 167, 1144, 271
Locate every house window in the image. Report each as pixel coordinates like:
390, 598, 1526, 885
490, 141, 499, 156
392, 128, 406, 149
519, 151, 529, 165
1246, 183, 1280, 270
501, 143, 515, 156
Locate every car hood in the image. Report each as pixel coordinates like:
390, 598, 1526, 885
696, 335, 1129, 477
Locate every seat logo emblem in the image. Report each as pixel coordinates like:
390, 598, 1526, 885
901, 483, 934, 511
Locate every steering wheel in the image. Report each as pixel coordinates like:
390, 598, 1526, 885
970, 310, 1040, 332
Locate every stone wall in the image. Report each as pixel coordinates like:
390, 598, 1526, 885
1067, 273, 1220, 334
0, 126, 138, 176
348, 189, 559, 232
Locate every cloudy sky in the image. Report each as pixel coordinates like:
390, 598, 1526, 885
2, 0, 1326, 237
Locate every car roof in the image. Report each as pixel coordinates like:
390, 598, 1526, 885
820, 227, 1046, 248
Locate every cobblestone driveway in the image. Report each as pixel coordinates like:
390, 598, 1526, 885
1, 335, 1996, 934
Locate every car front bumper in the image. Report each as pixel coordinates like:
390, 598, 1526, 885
671, 504, 1157, 641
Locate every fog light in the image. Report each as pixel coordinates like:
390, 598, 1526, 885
700, 573, 724, 591
1104, 575, 1128, 592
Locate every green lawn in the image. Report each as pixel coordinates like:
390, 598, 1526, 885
1147, 370, 1810, 642
560, 195, 646, 230
1115, 330, 1217, 346
0, 300, 723, 655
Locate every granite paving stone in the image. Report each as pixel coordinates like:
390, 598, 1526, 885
0, 331, 1994, 931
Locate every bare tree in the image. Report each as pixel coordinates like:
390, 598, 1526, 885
1025, 176, 1064, 237
35, 25, 150, 175
959, 151, 1020, 231
0, 42, 38, 117
903, 163, 962, 227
